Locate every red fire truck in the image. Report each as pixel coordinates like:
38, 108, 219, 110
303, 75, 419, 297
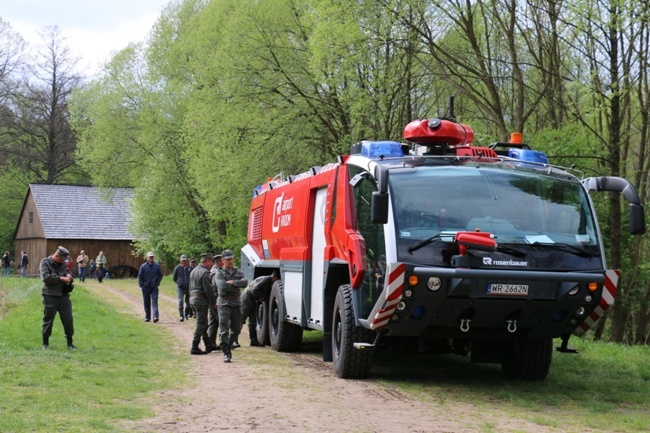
241, 117, 645, 380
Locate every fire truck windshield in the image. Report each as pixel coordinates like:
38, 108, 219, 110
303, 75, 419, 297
388, 165, 602, 269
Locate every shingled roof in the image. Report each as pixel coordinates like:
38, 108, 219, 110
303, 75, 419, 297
29, 184, 135, 240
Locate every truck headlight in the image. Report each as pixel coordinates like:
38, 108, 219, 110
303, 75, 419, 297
427, 277, 442, 292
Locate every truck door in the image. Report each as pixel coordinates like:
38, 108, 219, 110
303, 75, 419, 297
350, 166, 387, 318
309, 187, 328, 326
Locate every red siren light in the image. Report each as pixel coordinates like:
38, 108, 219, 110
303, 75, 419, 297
404, 118, 474, 146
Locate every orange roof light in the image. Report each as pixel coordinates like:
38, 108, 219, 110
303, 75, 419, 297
510, 132, 523, 144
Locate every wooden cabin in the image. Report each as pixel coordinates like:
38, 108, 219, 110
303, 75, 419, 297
14, 184, 144, 277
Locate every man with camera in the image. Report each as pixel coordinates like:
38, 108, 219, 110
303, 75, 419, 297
40, 246, 76, 350
76, 250, 89, 282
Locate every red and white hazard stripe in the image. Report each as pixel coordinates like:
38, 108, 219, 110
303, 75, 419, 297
576, 269, 619, 334
369, 262, 406, 330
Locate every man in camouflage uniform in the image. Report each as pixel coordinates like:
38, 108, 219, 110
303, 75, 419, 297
241, 270, 279, 347
40, 246, 76, 350
207, 253, 223, 349
215, 249, 248, 363
189, 253, 219, 355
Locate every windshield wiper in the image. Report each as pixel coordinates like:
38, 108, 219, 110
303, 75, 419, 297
530, 242, 599, 257
408, 233, 441, 254
495, 244, 527, 258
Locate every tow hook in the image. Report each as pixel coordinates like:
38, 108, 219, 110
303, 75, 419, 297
460, 318, 471, 333
506, 319, 517, 333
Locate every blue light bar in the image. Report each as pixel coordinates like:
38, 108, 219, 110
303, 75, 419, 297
508, 148, 548, 165
351, 141, 404, 159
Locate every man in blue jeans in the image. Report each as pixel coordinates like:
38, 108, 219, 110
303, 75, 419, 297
138, 252, 163, 323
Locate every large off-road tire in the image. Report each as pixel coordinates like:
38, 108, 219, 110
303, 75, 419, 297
501, 337, 553, 381
269, 280, 303, 352
256, 299, 271, 346
332, 284, 374, 378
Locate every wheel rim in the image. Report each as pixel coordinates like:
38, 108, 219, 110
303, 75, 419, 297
271, 298, 279, 334
256, 303, 264, 333
333, 306, 342, 357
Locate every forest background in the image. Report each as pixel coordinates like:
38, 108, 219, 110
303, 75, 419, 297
0, 0, 649, 345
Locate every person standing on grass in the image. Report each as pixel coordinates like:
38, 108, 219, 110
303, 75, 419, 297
19, 251, 29, 278
215, 249, 248, 363
76, 250, 89, 282
3, 251, 11, 276
189, 253, 219, 355
40, 246, 76, 350
186, 258, 195, 318
172, 254, 192, 321
96, 251, 107, 283
241, 270, 279, 347
87, 259, 96, 279
138, 252, 163, 323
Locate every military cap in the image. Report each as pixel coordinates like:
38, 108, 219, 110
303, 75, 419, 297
147, 251, 155, 258
214, 254, 223, 260
180, 254, 188, 260
222, 249, 234, 259
56, 246, 69, 258
200, 252, 214, 260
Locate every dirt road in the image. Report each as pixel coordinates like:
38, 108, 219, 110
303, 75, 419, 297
87, 281, 558, 433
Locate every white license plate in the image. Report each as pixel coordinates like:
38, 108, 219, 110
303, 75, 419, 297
487, 284, 528, 296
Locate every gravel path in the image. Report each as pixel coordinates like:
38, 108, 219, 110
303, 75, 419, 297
85, 280, 563, 433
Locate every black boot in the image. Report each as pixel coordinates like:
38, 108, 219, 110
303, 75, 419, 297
67, 338, 76, 350
250, 332, 263, 346
191, 340, 207, 355
179, 309, 185, 322
42, 338, 49, 350
223, 345, 232, 363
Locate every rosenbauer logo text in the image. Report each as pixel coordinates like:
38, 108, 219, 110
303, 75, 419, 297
272, 192, 294, 233
483, 257, 528, 267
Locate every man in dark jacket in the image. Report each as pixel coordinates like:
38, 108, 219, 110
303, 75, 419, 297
138, 252, 163, 323
241, 270, 279, 346
215, 249, 248, 363
172, 254, 192, 321
40, 246, 75, 350
19, 251, 29, 278
189, 253, 218, 355
207, 253, 223, 349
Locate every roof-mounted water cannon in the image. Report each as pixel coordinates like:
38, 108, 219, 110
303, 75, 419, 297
404, 97, 475, 154
404, 118, 475, 147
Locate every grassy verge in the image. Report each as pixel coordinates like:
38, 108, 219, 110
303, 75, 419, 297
0, 277, 185, 433
370, 336, 650, 432
2, 276, 649, 432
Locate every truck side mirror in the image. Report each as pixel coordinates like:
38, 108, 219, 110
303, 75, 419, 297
629, 203, 646, 235
583, 176, 646, 235
371, 191, 389, 224
374, 164, 388, 195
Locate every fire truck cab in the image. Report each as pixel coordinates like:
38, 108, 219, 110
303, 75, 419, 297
242, 118, 645, 380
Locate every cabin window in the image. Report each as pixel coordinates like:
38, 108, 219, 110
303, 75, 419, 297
29, 212, 33, 223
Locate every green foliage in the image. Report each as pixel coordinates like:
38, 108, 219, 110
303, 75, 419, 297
0, 166, 30, 250
66, 0, 650, 344
0, 278, 184, 432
